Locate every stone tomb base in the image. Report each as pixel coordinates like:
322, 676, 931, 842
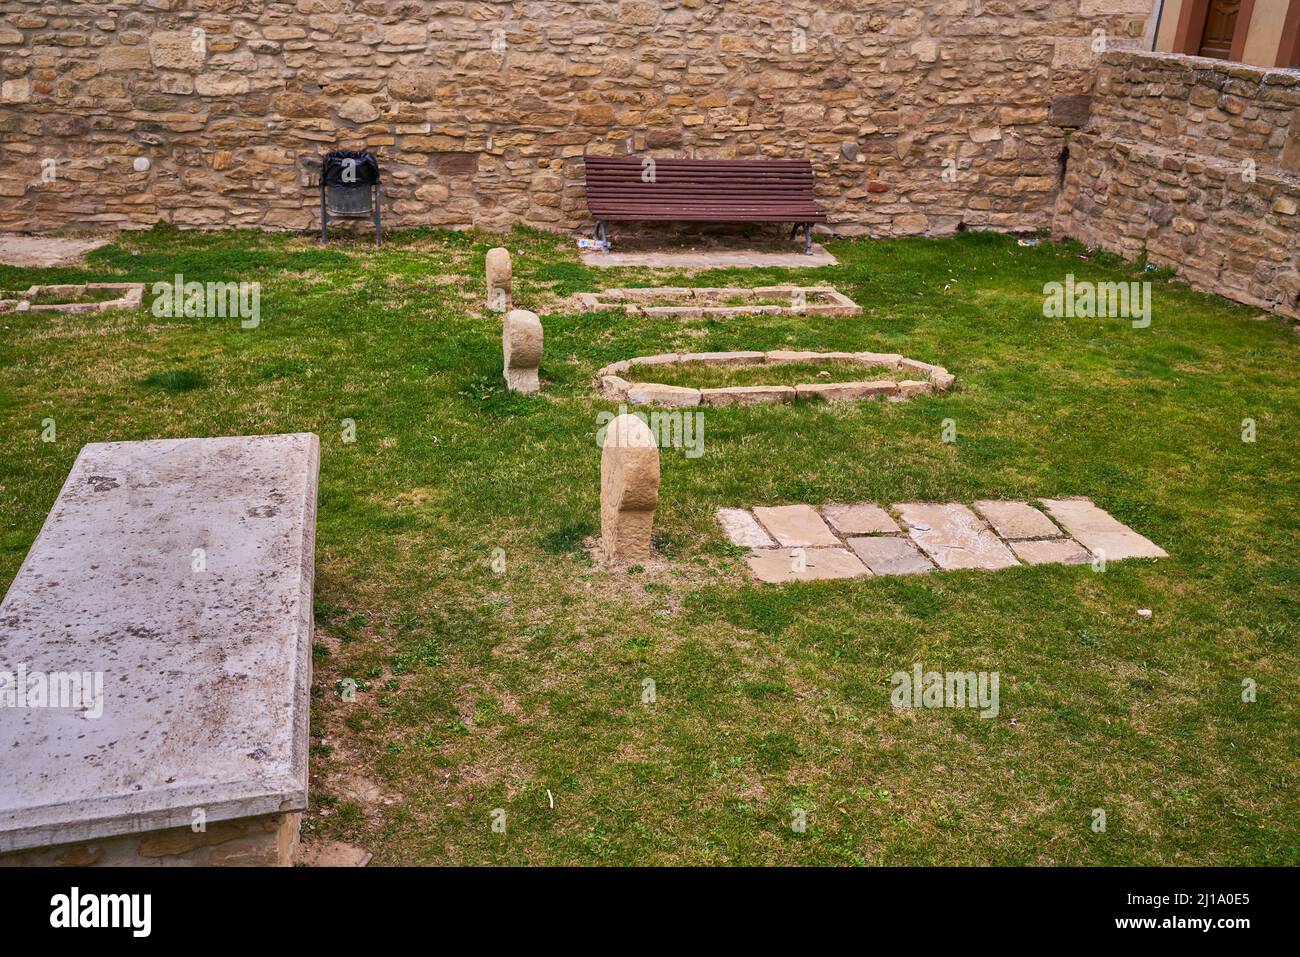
0, 813, 300, 867
0, 433, 319, 866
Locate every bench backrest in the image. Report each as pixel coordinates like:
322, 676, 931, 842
584, 156, 825, 221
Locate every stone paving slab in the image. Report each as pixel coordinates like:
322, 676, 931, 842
894, 502, 1021, 570
1039, 497, 1168, 560
846, 536, 934, 575
716, 507, 775, 548
745, 547, 868, 583
752, 504, 841, 547
721, 499, 1164, 583
1010, 538, 1093, 566
973, 500, 1062, 540
821, 503, 900, 535
0, 433, 319, 853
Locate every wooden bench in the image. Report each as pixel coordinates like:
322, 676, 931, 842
583, 156, 827, 254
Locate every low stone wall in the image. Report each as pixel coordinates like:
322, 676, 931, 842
0, 0, 1151, 236
1053, 51, 1300, 319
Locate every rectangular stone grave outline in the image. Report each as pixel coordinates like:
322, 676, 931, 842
0, 283, 145, 314
575, 285, 861, 319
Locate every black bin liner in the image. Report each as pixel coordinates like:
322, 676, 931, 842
322, 150, 380, 187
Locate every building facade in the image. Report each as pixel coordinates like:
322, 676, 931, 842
1152, 0, 1300, 68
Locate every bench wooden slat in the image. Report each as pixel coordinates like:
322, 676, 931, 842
583, 155, 828, 251
584, 157, 813, 167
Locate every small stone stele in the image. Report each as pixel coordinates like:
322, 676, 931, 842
600, 413, 660, 561
502, 308, 542, 394
486, 246, 511, 312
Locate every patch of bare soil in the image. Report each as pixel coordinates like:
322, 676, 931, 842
0, 235, 111, 267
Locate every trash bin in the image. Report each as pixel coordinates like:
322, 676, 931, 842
320, 150, 381, 246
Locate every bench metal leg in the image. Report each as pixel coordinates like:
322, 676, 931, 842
804, 222, 812, 255
320, 184, 327, 243
789, 224, 800, 241
374, 183, 382, 246
595, 219, 609, 249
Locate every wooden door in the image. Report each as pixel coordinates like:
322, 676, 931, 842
1197, 0, 1241, 58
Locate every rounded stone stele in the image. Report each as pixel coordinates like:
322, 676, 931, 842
502, 308, 542, 394
600, 413, 660, 562
485, 247, 511, 312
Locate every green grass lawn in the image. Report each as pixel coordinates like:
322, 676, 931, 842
1, 224, 1296, 865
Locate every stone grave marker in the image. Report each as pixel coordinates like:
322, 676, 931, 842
486, 247, 511, 312
502, 308, 542, 394
600, 414, 659, 561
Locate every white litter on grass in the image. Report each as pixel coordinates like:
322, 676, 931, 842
1137, 609, 1153, 619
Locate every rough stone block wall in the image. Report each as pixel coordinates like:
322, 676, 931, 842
1054, 51, 1300, 319
0, 1, 1151, 236
0, 812, 300, 867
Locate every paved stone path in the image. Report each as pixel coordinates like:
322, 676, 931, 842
718, 497, 1166, 583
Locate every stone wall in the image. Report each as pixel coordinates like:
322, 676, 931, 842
0, 1, 1152, 236
1053, 51, 1300, 319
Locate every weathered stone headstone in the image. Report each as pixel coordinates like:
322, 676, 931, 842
486, 246, 511, 312
502, 308, 542, 394
600, 413, 659, 561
